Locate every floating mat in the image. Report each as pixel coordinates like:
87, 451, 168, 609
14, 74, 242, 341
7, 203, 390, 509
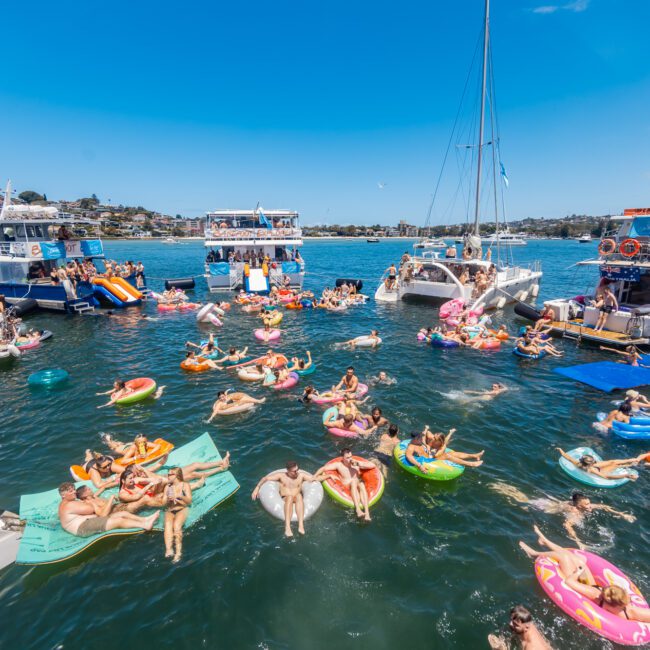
554, 361, 650, 393
16, 432, 238, 565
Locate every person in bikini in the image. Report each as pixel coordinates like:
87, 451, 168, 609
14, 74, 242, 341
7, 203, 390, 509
371, 423, 400, 476
97, 378, 164, 406
213, 346, 249, 367
324, 412, 375, 437
58, 482, 158, 538
164, 467, 193, 563
422, 427, 484, 467
520, 526, 650, 624
600, 344, 645, 367
207, 390, 265, 421
287, 351, 312, 373
333, 366, 359, 395
184, 351, 219, 370
597, 402, 632, 430
79, 452, 127, 489
314, 449, 375, 521
252, 461, 324, 537
100, 433, 161, 464
556, 447, 642, 482
489, 484, 636, 549
623, 389, 650, 410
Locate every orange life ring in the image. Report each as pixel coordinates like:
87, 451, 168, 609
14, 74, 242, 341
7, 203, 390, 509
619, 238, 641, 258
597, 238, 616, 256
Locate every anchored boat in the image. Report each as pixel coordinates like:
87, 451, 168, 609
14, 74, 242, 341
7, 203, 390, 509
531, 209, 650, 347
204, 207, 305, 293
375, 0, 542, 309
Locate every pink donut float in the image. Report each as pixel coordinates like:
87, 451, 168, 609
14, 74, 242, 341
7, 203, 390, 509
535, 550, 650, 646
311, 383, 369, 405
272, 372, 299, 390
327, 418, 368, 439
16, 339, 40, 351
254, 328, 281, 341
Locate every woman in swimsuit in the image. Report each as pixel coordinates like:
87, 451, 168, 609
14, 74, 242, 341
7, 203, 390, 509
164, 467, 193, 563
117, 467, 166, 512
288, 351, 312, 372
565, 581, 650, 624
556, 447, 642, 481
600, 344, 644, 367
423, 427, 484, 467
101, 433, 161, 464
81, 452, 126, 488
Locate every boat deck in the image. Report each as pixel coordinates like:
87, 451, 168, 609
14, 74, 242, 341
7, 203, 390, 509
547, 320, 649, 346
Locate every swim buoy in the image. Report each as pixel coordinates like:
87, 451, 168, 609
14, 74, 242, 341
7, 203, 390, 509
619, 238, 641, 258
180, 358, 211, 372
321, 456, 384, 508
28, 368, 69, 387
598, 238, 616, 256
115, 377, 157, 405
258, 471, 324, 522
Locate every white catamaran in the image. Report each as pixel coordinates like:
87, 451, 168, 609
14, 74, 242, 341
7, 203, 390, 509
375, 0, 542, 309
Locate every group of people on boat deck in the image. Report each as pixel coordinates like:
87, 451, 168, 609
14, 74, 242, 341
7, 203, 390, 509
205, 249, 303, 265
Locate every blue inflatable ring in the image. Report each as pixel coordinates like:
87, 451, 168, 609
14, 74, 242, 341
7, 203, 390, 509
28, 368, 69, 386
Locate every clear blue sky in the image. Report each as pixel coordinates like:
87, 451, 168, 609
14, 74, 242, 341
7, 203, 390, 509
1, 0, 649, 225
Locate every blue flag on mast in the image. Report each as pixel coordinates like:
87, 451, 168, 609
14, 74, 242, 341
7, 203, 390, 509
257, 207, 272, 229
500, 163, 509, 188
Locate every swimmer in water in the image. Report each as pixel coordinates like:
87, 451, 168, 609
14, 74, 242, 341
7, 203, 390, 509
183, 351, 219, 369
368, 371, 396, 386
287, 351, 312, 373
623, 389, 650, 411
463, 383, 508, 401
600, 344, 646, 367
488, 605, 554, 650
324, 412, 376, 437
489, 483, 636, 549
99, 433, 162, 464
371, 423, 400, 477
368, 407, 388, 428
333, 366, 359, 395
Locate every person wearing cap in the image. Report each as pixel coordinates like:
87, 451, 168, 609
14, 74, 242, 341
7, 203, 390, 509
624, 389, 650, 411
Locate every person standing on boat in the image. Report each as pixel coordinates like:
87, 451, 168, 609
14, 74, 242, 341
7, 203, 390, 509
445, 244, 456, 259
57, 265, 77, 300
593, 286, 618, 333
384, 264, 397, 290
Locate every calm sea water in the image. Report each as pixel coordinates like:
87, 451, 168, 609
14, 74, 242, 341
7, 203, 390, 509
1, 239, 647, 650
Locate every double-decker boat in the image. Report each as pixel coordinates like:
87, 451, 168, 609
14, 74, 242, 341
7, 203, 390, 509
375, 0, 542, 308
0, 183, 105, 313
204, 208, 305, 293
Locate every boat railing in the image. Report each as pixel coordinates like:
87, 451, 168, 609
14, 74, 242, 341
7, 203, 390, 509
204, 227, 302, 241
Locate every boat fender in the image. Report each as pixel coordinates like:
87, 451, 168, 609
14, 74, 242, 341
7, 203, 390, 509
11, 298, 39, 317
164, 277, 195, 291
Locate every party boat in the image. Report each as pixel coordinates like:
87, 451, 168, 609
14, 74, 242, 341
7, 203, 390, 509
0, 182, 105, 313
204, 207, 305, 293
375, 0, 542, 309
528, 209, 650, 347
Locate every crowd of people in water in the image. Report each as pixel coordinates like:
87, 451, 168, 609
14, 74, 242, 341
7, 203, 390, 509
8, 260, 650, 649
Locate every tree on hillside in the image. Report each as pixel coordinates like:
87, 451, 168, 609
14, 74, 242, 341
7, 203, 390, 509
91, 193, 99, 203
560, 224, 570, 239
79, 196, 100, 210
18, 190, 44, 203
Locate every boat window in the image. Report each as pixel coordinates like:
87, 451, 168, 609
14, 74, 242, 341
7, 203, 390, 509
629, 217, 650, 238
1, 226, 16, 241
0, 261, 29, 283
25, 225, 43, 238
15, 224, 26, 238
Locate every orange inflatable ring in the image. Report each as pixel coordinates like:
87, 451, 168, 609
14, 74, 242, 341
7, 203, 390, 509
619, 238, 640, 258
488, 328, 509, 341
114, 438, 175, 467
180, 357, 211, 372
598, 238, 616, 256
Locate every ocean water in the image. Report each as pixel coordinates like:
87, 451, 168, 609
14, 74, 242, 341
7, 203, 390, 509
1, 238, 647, 649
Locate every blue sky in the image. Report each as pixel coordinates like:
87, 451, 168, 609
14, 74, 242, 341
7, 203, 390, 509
1, 0, 649, 225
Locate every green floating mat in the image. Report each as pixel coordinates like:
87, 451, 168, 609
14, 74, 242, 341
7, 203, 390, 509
17, 432, 239, 565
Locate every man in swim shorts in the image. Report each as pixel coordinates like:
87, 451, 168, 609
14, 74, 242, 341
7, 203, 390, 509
58, 482, 158, 538
333, 366, 359, 395
252, 461, 324, 537
315, 449, 375, 521
371, 424, 400, 477
488, 605, 553, 650
488, 483, 636, 549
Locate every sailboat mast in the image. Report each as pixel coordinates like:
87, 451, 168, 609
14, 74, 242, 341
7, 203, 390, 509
473, 0, 490, 237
